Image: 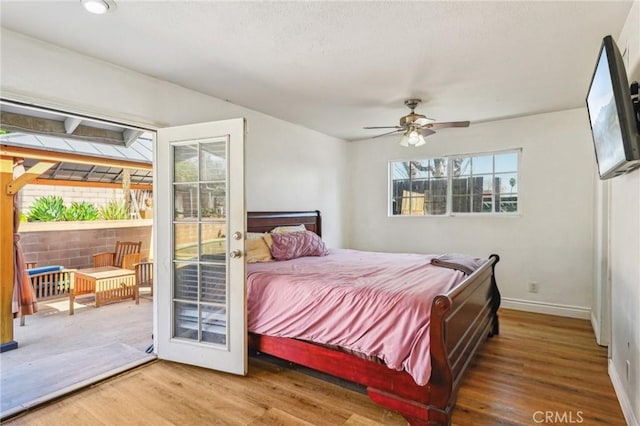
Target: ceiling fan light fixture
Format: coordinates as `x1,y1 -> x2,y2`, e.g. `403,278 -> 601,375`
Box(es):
399,129 -> 426,147
407,130 -> 420,145
81,0 -> 116,14
414,135 -> 426,147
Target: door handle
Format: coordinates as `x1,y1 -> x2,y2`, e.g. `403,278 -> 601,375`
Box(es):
229,249 -> 242,259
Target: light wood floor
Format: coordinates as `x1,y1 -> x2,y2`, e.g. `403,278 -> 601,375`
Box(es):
3,309 -> 626,426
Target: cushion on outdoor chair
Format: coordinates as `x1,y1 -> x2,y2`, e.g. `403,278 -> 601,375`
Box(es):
27,265 -> 64,276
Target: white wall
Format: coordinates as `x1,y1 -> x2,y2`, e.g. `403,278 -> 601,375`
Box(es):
0,29 -> 347,248
347,108 -> 596,318
609,2 -> 640,424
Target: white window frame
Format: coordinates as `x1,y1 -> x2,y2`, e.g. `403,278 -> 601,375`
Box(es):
388,148 -> 521,217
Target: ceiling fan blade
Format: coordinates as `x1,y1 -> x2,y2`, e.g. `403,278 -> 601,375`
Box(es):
418,128 -> 436,137
371,129 -> 403,139
427,121 -> 470,130
363,126 -> 403,130
414,117 -> 435,126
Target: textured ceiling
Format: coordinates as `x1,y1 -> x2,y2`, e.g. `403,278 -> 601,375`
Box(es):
0,1 -> 633,141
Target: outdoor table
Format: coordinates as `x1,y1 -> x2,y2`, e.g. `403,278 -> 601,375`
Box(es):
70,266 -> 136,315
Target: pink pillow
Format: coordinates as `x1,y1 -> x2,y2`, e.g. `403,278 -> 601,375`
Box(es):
269,231 -> 328,260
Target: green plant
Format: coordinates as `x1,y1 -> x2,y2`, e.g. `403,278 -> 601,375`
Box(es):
27,195 -> 66,222
100,200 -> 129,220
63,201 -> 99,221
201,207 -> 214,217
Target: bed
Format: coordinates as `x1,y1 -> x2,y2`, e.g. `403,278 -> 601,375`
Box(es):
246,210 -> 500,426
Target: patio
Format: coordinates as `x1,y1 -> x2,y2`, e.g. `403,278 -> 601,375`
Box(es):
0,293 -> 154,420
0,127 -> 154,352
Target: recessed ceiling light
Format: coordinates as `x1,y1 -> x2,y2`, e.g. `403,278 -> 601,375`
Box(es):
81,0 -> 117,15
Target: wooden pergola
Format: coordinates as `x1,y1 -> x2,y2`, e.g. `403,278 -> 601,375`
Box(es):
0,145 -> 152,352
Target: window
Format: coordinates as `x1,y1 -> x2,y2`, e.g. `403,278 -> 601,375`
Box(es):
389,150 -> 520,216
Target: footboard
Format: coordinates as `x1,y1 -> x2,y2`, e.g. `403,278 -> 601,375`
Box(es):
427,253 -> 501,423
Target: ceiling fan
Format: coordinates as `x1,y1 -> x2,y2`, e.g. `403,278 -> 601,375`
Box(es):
363,99 -> 470,147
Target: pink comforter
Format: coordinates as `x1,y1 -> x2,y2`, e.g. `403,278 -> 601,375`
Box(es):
247,248 -> 474,385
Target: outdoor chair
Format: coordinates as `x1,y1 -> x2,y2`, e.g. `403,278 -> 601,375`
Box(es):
134,261 -> 153,304
22,266 -> 75,326
93,241 -> 142,268
92,252 -> 115,267
121,253 -> 141,271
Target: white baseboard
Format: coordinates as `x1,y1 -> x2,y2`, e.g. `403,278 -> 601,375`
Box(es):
501,297 -> 590,319
609,359 -> 639,426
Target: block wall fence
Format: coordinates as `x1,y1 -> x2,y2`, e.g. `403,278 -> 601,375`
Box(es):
18,222 -> 152,270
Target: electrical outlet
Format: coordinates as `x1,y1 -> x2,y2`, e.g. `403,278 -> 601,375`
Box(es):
527,281 -> 539,293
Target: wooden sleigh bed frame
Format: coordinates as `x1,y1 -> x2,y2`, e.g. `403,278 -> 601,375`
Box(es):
246,210 -> 501,426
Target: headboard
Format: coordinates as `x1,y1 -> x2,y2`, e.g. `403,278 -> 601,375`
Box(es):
247,210 -> 322,237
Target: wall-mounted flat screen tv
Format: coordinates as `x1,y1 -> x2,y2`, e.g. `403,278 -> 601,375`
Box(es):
586,35 -> 640,180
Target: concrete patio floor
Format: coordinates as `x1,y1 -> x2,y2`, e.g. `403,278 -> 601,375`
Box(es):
1,293 -> 154,420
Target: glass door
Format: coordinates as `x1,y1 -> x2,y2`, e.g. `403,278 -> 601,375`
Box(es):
156,119 -> 246,375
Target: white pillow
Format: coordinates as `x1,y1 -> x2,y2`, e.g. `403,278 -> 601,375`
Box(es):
270,224 -> 307,234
